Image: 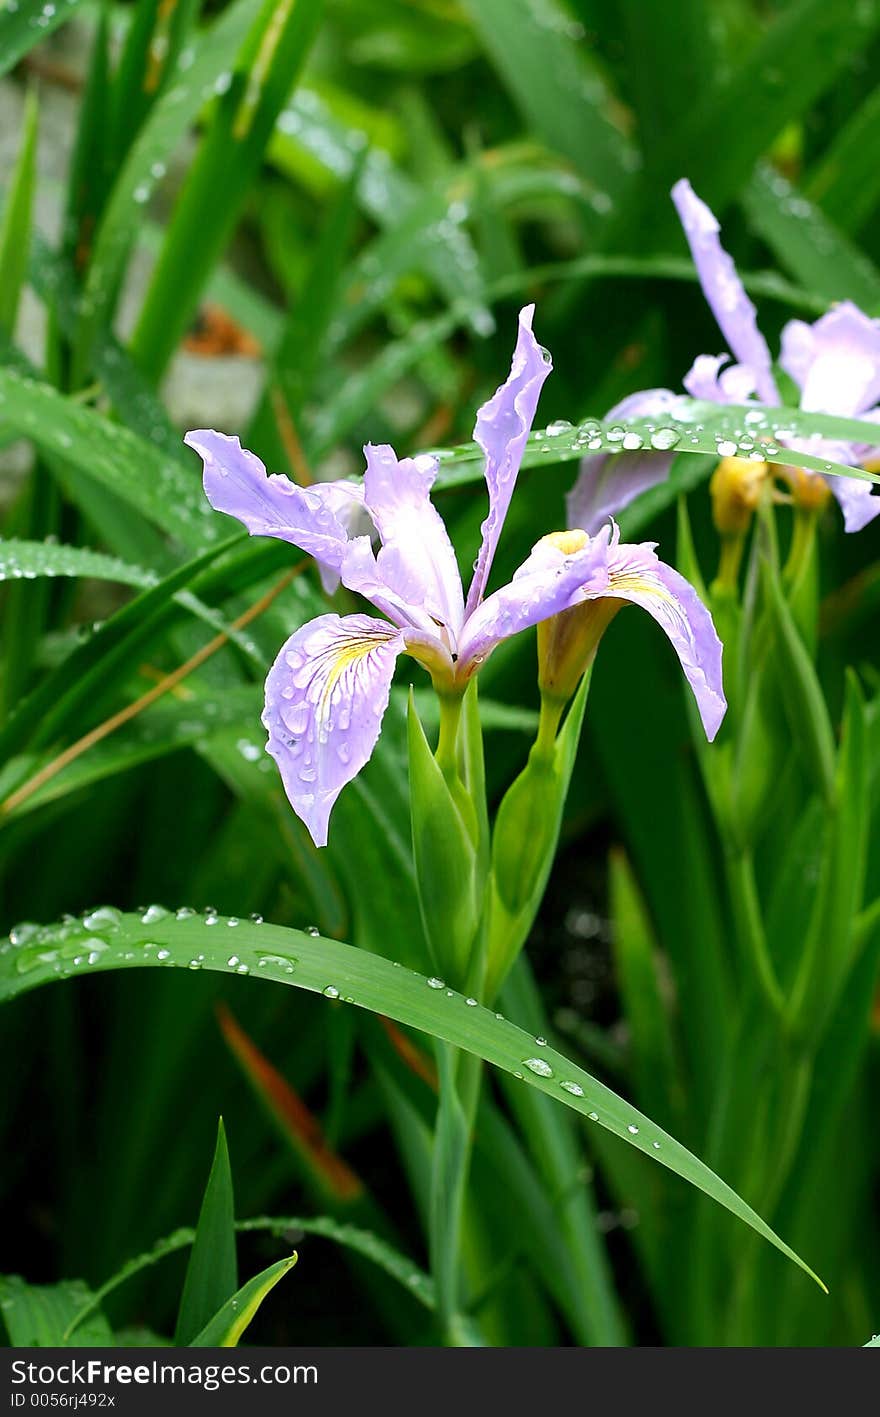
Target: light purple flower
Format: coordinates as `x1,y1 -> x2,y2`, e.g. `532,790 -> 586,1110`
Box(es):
186,307 -> 725,846
567,179 -> 880,534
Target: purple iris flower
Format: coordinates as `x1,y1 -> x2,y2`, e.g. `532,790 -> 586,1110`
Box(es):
568,179 -> 880,534
185,307 -> 725,847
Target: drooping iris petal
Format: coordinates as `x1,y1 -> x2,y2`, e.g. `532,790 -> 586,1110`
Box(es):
586,535 -> 726,741
682,354 -> 757,404
566,389 -> 685,535
671,179 -> 779,407
824,463 -> 880,532
263,612 -> 406,847
184,429 -> 361,577
464,304 -> 552,617
363,444 -> 465,636
456,530 -> 612,671
780,303 -> 880,417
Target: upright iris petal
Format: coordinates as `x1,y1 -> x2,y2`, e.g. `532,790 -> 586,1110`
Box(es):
464,304 -> 553,616
671,179 -> 779,407
362,445 -> 464,637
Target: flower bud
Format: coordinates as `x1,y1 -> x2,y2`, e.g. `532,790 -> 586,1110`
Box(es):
407,694 -> 482,987
777,464 -> 832,512
710,457 -> 767,535
537,599 -> 621,706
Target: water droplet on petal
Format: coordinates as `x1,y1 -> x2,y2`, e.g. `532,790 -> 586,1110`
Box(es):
523,1057 -> 554,1078
323,985 -> 340,999
560,1080 -> 584,1096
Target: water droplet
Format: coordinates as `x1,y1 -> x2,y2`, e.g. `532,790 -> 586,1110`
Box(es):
140,904 -> 169,925
650,427 -> 680,451
249,913 -> 264,924
427,977 -> 445,989
621,431 -> 642,451
652,1141 -> 661,1149
546,419 -> 574,437
535,1036 -> 547,1047
716,439 -> 737,458
227,955 -> 240,968
82,906 -> 122,932
256,953 -> 298,973
560,1080 -> 584,1096
9,922 -> 40,947
227,917 -> 239,928
307,926 -> 320,937
588,1111 -> 599,1121
156,948 -> 171,961
522,1057 -> 554,1078
627,1124 -> 639,1135
465,996 -> 478,1007
176,906 -> 196,920
323,985 -> 340,999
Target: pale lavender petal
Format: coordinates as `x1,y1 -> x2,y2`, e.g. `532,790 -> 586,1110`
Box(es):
464,305 -> 553,617
263,612 -> 406,847
457,530 -> 612,671
827,473 -> 880,532
587,537 -> 726,740
185,429 -> 359,575
780,302 -> 880,417
337,535 -> 442,636
363,444 -> 464,635
672,179 -> 778,406
566,389 -> 684,534
313,481 -> 371,595
682,354 -> 759,404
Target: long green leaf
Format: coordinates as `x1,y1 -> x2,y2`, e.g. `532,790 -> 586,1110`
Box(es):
744,164 -> 880,311
0,86 -> 38,336
131,0 -> 324,381
0,909 -> 825,1291
430,401 -> 880,491
190,1255 -> 297,1346
0,0 -> 83,77
0,538 -> 154,588
174,1118 -> 238,1345
0,369 -> 215,548
0,1276 -> 114,1348
73,0 -> 257,374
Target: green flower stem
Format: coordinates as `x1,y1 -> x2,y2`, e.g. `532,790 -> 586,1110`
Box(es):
783,505 -> 818,586
430,1044 -> 485,1344
715,532 -> 746,593
435,690 -> 465,781
533,693 -> 566,764
726,849 -> 787,1023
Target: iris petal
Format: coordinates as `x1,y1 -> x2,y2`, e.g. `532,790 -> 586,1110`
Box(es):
465,305 -> 552,617
671,179 -> 778,407
263,612 -> 407,847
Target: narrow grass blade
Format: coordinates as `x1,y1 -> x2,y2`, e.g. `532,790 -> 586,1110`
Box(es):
0,87 -> 38,337
174,1118 -> 238,1345
0,0 -> 83,77
189,1255 -> 297,1346
0,539 -> 154,588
